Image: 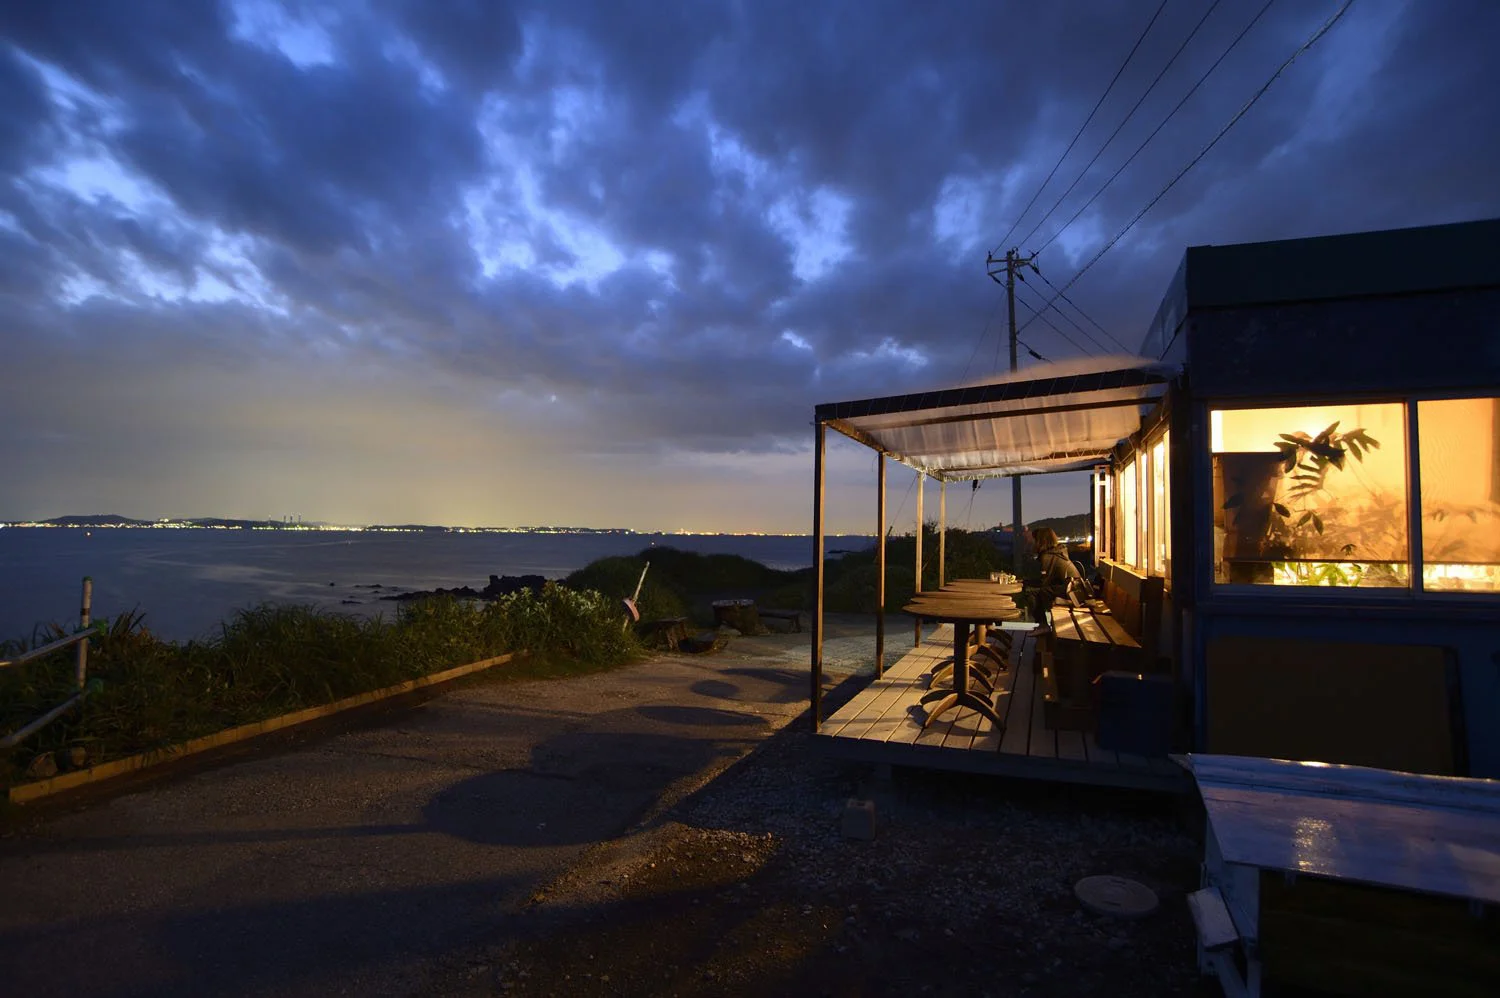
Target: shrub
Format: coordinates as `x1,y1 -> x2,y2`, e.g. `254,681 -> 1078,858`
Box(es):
0,584 -> 640,787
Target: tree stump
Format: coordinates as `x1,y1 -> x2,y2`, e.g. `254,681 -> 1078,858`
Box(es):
711,599 -> 763,635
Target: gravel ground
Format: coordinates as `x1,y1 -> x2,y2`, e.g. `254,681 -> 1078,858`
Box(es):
428,710 -> 1215,998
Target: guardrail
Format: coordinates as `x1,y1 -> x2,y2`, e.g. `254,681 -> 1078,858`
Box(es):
1,578 -> 101,749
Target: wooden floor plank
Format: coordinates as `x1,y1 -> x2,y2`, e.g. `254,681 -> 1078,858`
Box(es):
999,648 -> 1035,758
971,636 -> 1026,753
1027,661 -> 1058,759
1112,749 -> 1156,773
1057,729 -> 1088,762
833,671 -> 929,741
1083,729 -> 1119,768
821,635 -> 947,739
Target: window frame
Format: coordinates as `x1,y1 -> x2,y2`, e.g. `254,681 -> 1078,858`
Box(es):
1200,390 -> 1500,602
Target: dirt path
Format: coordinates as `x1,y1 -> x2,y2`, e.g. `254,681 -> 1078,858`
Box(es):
0,642 -> 823,998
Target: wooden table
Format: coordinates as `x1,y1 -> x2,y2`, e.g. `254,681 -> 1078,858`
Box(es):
909,587 -> 1021,676
902,595 -> 1021,729
1182,754 -> 1500,997
940,578 -> 1025,595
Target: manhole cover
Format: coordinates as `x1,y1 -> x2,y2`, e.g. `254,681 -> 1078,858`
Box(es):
1073,875 -> 1159,918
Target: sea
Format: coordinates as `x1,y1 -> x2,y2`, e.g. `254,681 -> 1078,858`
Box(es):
0,528 -> 875,645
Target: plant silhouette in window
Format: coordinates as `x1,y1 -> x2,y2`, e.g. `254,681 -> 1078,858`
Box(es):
1221,421 -> 1381,562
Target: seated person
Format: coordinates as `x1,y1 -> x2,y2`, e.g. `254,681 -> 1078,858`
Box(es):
1031,526 -> 1086,620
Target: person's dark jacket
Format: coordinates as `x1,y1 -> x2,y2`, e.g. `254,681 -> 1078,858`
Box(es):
1035,542 -> 1084,620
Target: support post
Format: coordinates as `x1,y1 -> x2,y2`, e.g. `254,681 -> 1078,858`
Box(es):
876,454 -> 886,678
812,421 -> 826,730
76,576 -> 92,690
1002,247 -> 1037,575
938,479 -> 947,588
914,471 -> 924,645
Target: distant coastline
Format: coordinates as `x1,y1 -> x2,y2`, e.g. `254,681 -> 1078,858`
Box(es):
1,512 -> 1091,538
0,515 -> 843,538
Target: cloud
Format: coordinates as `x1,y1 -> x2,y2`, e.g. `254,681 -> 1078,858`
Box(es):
0,0 -> 1497,530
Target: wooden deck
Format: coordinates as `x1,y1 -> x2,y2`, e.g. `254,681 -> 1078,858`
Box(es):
815,625 -> 1189,792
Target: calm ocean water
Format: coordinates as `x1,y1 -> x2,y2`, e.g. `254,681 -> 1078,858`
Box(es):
0,528 -> 874,644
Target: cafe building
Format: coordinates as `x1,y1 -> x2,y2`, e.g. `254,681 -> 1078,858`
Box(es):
810,216 -> 1500,787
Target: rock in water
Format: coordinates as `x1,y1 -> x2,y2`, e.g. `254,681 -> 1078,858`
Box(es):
482,575 -> 547,598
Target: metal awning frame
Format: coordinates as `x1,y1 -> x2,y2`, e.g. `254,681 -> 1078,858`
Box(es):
815,365 -> 1174,481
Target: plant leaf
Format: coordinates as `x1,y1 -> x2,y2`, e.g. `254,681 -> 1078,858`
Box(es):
1312,513 -> 1324,534
1296,512 -> 1314,527
1272,502 -> 1290,517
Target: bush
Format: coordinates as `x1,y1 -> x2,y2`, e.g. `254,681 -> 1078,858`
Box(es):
563,555 -> 689,622
0,584 -> 639,787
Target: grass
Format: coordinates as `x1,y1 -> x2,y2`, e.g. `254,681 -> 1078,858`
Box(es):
0,583 -> 639,788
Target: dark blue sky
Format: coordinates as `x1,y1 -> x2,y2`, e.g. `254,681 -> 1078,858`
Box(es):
1,1 -> 1496,531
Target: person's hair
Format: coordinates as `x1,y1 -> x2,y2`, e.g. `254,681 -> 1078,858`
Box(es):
1032,526 -> 1060,551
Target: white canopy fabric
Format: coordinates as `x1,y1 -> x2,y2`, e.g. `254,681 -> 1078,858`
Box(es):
815,355 -> 1176,479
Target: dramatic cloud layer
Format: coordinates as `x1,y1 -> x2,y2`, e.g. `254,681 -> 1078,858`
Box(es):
1,0 -> 1496,531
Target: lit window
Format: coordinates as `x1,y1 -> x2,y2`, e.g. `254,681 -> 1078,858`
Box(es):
1210,403 -> 1408,587
1419,397 -> 1500,592
1151,432 -> 1170,578
1120,459 -> 1138,569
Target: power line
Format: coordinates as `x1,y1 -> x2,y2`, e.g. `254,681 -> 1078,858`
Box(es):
1020,0 -> 1358,336
988,0 -> 1171,257
1033,0 -> 1278,256
1013,286 -> 1095,358
960,291 -> 1008,382
1015,280 -> 1110,354
1035,268 -> 1131,353
1017,0 -> 1226,252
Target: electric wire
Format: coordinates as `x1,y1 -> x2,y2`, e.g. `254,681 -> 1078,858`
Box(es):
1015,279 -> 1112,354
960,292 -> 1008,382
988,0 -> 1172,257
1017,0 -> 1227,253
1035,268 -> 1130,353
1013,286 -> 1095,357
1020,0 -> 1357,336
1032,0 -> 1278,257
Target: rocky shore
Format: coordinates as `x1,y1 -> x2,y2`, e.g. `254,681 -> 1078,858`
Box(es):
378,574 -> 550,602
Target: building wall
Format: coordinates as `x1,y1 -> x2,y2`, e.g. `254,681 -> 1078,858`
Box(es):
1193,606 -> 1499,778
1184,287 -> 1500,398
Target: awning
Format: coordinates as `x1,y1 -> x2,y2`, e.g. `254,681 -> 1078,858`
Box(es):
814,355 -> 1177,479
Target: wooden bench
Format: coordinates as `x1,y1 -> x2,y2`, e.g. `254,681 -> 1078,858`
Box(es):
1096,559 -> 1165,669
758,608 -> 803,632
1040,604 -> 1142,731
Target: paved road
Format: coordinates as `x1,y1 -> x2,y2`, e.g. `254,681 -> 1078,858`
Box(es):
0,641 -> 842,998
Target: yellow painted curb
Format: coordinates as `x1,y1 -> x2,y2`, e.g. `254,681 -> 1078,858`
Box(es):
7,650 -> 523,805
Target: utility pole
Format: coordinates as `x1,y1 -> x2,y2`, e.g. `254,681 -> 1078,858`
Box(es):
988,247 -> 1039,574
